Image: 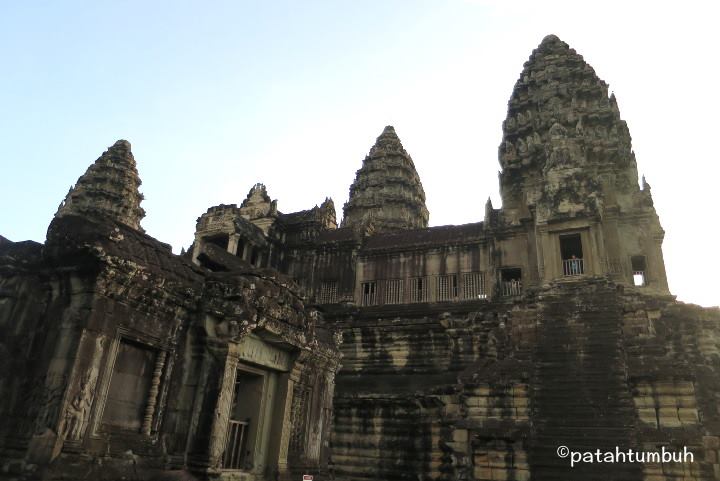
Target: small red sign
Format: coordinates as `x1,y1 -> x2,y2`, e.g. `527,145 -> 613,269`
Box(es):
302,476 -> 313,481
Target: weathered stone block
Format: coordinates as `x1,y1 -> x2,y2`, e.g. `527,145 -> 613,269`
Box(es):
637,408 -> 658,426
474,452 -> 489,466
452,429 -> 468,443
490,467 -> 509,480
474,466 -> 492,480
677,407 -> 699,424
514,468 -> 531,481
465,396 -> 489,408
471,385 -> 491,396
703,435 -> 720,449
705,448 -> 717,463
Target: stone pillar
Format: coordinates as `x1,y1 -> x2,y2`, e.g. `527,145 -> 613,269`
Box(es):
266,245 -> 274,268
227,234 -> 241,256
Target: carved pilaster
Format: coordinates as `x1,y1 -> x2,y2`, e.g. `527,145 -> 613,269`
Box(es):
276,352 -> 309,480
206,353 -> 239,470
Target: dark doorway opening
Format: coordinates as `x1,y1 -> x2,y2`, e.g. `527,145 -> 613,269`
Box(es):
223,368 -> 265,470
205,234 -> 229,251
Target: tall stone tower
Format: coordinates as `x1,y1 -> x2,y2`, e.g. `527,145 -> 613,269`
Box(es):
499,35 -> 668,291
342,126 -> 429,232
54,139 -> 145,231
499,34 -> 641,220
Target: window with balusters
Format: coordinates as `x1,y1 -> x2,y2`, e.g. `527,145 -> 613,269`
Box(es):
384,279 -> 404,304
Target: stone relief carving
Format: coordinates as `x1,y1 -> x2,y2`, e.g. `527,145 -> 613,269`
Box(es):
62,373 -> 96,441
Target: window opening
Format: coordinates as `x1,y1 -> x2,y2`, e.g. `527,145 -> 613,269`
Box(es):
631,255 -> 647,286
361,281 -> 377,306
205,234 -> 229,251
560,233 -> 584,276
437,275 -> 458,301
500,268 -> 522,297
463,272 -> 487,299
385,279 -> 404,305
410,277 -> 429,303
318,281 -> 338,304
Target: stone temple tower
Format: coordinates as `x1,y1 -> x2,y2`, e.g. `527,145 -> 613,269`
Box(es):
55,139 -> 145,231
342,126 -> 429,232
499,35 -> 668,292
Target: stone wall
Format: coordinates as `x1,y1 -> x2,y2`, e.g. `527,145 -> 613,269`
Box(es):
328,279 -> 720,480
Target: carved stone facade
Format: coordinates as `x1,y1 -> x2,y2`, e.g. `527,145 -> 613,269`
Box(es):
0,142 -> 340,481
1,34 -> 719,481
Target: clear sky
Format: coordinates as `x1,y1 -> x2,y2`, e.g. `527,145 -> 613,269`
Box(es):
1,1 -> 718,307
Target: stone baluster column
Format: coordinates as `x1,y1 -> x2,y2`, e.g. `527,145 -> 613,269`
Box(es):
142,350 -> 167,435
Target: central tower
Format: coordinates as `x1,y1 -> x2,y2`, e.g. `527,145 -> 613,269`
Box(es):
498,34 -> 668,292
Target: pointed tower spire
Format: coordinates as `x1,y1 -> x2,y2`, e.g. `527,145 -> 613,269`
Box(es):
342,126 -> 429,232
498,34 -> 640,222
318,197 -> 337,229
55,140 -> 145,231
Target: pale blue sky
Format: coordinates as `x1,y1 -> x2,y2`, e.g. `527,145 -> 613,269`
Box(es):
2,1 -> 718,307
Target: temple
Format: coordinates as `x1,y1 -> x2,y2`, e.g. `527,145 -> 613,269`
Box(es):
1,35 -> 720,481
